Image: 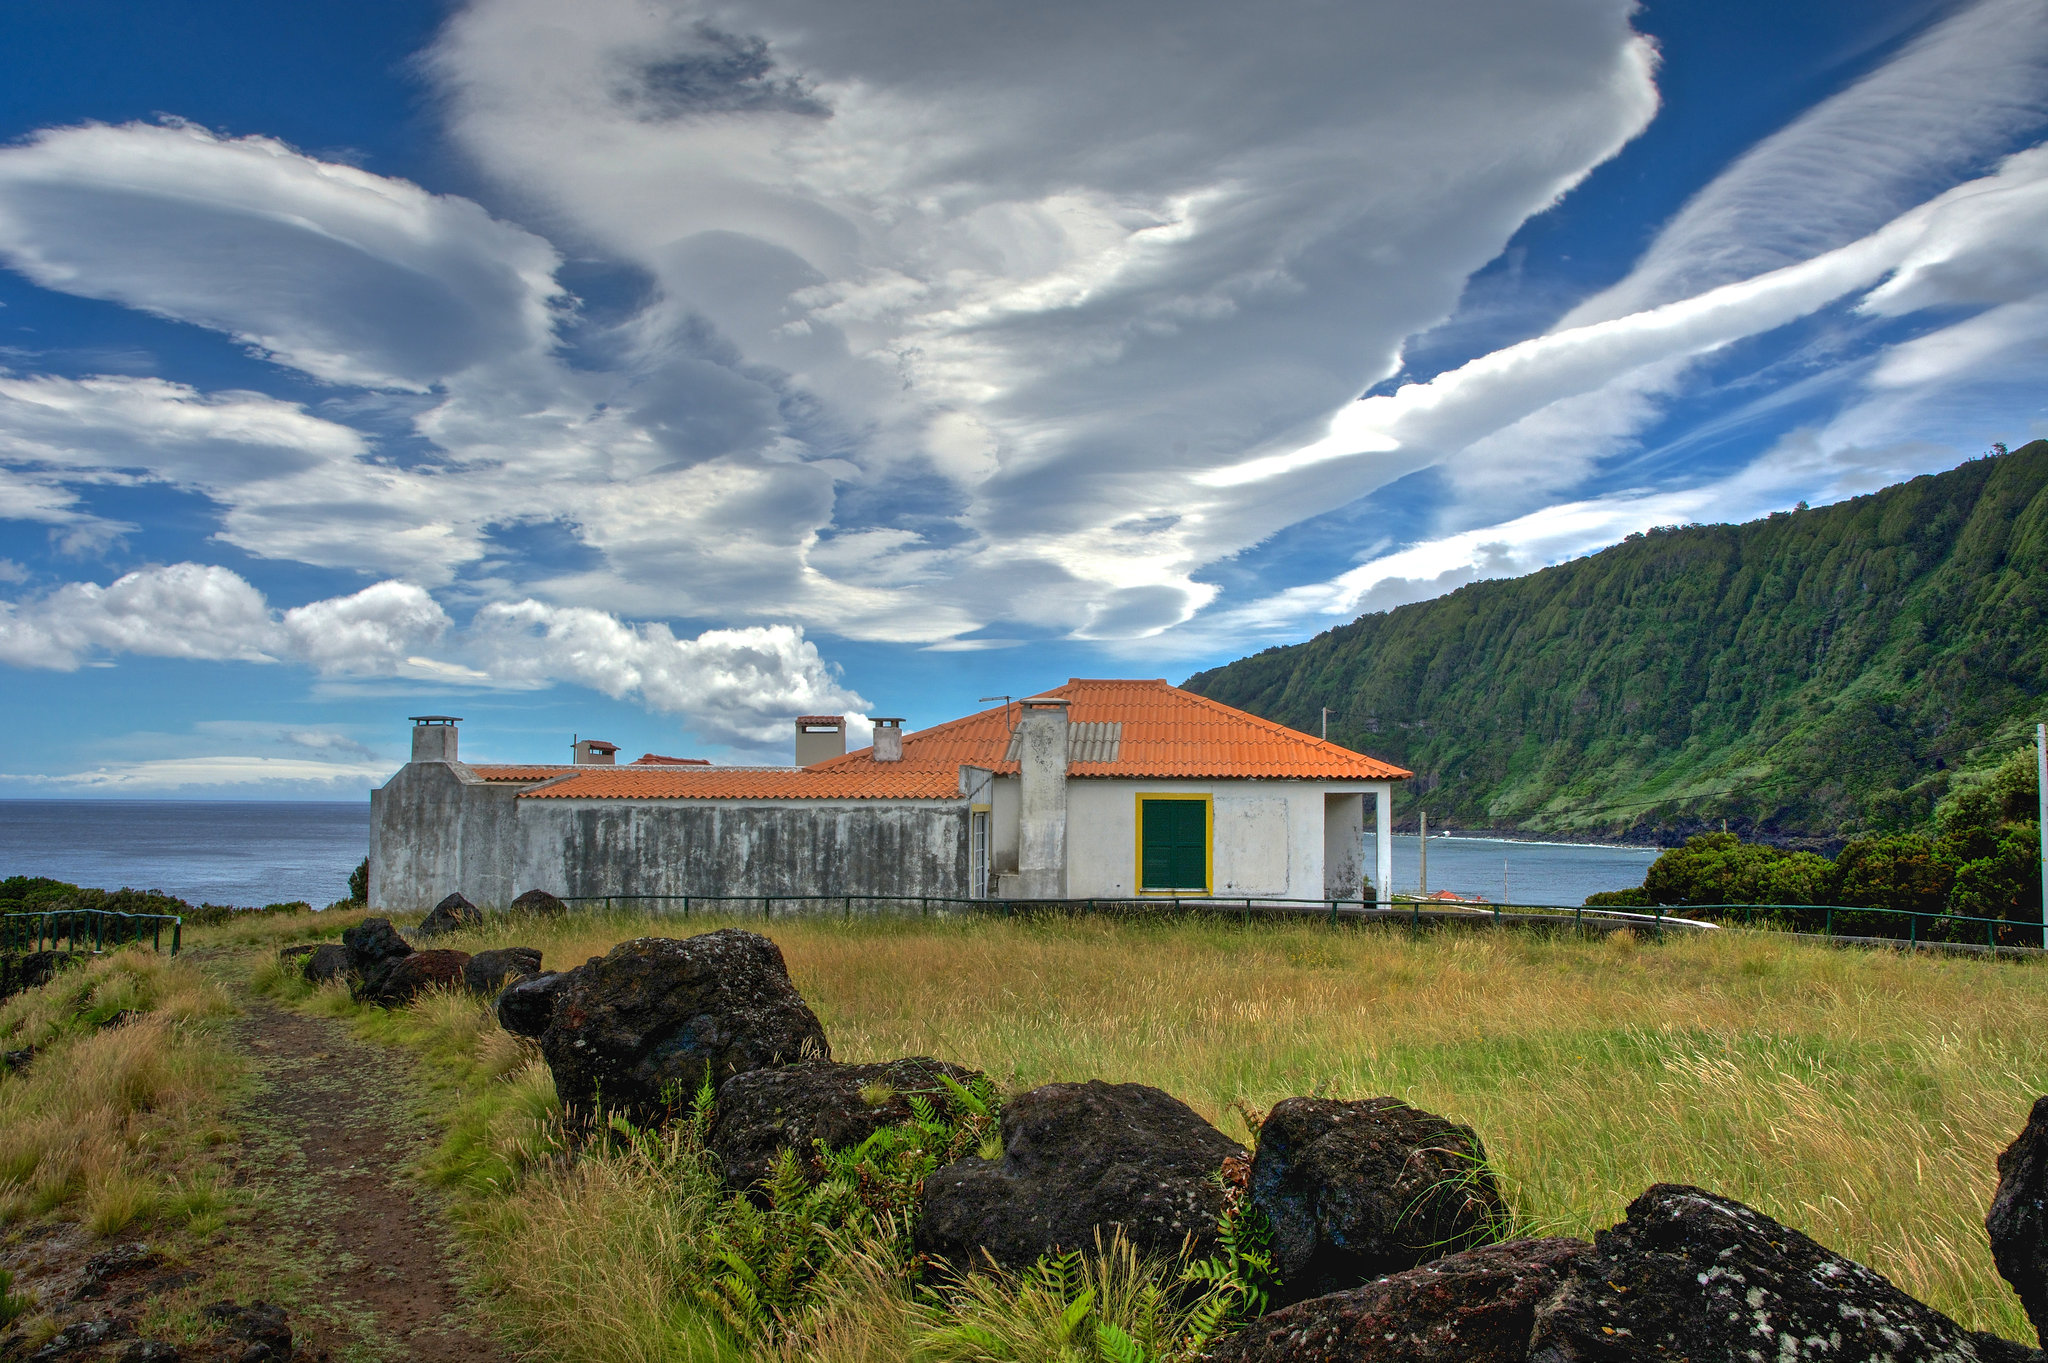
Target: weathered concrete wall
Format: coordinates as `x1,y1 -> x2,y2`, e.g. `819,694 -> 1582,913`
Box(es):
369,762 -> 523,911
1015,704 -> 1069,897
514,799 -> 971,901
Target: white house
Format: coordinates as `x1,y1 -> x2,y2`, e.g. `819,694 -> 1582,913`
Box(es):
368,679 -> 1410,911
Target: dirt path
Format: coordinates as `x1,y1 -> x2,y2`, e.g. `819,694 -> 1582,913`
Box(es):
222,1000 -> 507,1362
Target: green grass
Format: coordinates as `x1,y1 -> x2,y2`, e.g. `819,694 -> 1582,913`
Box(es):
249,908 -> 2048,1358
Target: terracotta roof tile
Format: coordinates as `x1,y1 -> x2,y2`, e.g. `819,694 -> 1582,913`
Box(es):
518,766 -> 963,801
809,679 -> 1411,782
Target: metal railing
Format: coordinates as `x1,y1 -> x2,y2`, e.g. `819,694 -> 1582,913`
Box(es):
1,908 -> 183,957
551,890 -> 2042,953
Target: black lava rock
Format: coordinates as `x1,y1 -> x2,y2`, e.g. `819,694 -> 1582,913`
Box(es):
465,946 -> 543,995
1991,1096 -> 2048,1349
302,943 -> 354,984
509,888 -> 567,916
496,971 -> 565,1038
275,944 -> 316,968
355,948 -> 469,1007
415,892 -> 483,938
1205,1236 -> 1592,1363
1527,1183 -> 2026,1362
539,930 -> 829,1121
916,1079 -> 1244,1270
710,1056 -> 985,1191
201,1301 -> 291,1362
1254,1096 -> 1506,1301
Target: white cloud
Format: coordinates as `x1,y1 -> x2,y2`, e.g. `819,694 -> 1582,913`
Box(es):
1560,0 -> 2048,327
467,600 -> 865,746
3,755 -> 393,792
281,581 -> 452,675
0,121 -> 565,390
0,563 -> 280,670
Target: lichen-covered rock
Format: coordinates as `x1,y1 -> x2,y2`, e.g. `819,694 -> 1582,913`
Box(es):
1254,1096 -> 1505,1301
303,943 -> 354,984
356,948 -> 469,1007
416,892 -> 484,938
496,970 -> 565,1038
1527,1183 -> 2026,1362
916,1080 -> 1243,1269
1204,1237 -> 1591,1363
1991,1096 -> 2048,1349
711,1056 -> 985,1191
540,930 -> 829,1120
465,946 -> 543,995
510,888 -> 567,917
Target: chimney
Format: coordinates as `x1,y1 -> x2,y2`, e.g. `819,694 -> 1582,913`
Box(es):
409,715 -> 460,763
572,738 -> 618,766
871,717 -> 904,762
795,715 -> 848,766
1015,697 -> 1070,898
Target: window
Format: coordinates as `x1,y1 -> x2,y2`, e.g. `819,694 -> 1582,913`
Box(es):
1138,795 -> 1210,892
970,809 -> 991,898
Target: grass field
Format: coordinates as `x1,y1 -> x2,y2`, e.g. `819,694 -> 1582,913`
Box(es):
233,906 -> 2048,1358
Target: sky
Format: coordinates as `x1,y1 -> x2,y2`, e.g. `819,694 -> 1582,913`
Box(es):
0,0 -> 2044,795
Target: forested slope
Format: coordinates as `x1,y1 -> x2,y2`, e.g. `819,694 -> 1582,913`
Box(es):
1183,441 -> 2048,843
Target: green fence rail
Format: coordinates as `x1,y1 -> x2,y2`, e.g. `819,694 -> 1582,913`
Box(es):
1,908 -> 183,957
553,890 -> 2041,952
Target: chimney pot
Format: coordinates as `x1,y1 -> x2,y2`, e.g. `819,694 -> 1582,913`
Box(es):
409,715 -> 460,763
573,739 -> 618,766
871,717 -> 904,763
795,714 -> 848,766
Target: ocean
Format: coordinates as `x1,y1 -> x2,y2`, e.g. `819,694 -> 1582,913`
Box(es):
0,800 -> 371,908
0,800 -> 1664,910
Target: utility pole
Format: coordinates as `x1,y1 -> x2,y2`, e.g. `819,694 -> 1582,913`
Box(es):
2037,722 -> 2046,948
1420,809 -> 1429,897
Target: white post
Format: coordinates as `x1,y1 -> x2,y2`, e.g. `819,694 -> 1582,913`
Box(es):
1419,808 -> 1428,897
2037,722 -> 2046,947
1375,782 -> 1393,910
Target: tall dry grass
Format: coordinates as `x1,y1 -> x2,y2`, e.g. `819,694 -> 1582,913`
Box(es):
0,950 -> 236,1232
392,909 -> 2048,1344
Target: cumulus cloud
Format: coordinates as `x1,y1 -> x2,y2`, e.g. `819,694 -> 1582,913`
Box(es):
0,563 -> 861,750
468,600 -> 865,746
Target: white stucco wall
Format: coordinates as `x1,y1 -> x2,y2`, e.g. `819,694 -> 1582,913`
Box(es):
1059,778 -> 1364,899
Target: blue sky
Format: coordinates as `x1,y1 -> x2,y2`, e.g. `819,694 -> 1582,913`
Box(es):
0,0 -> 2044,795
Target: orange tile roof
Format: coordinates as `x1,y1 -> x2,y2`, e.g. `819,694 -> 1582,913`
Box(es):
517,766 -> 964,801
808,679 -> 1411,782
467,764 -> 578,783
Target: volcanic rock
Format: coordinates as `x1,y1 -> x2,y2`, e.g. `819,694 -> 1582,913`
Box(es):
1205,1236 -> 1591,1362
201,1301 -> 291,1362
1526,1183 -> 2028,1362
465,946 -> 543,994
415,892 -> 483,938
1991,1096 -> 2048,1349
302,943 -> 354,984
356,948 -> 469,1007
539,929 -> 829,1120
510,888 -> 567,917
916,1079 -> 1243,1269
1254,1096 -> 1506,1301
496,970 -> 565,1038
710,1056 -> 985,1190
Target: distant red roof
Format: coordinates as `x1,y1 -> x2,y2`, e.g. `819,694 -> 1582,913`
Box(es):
519,766 -> 961,801
632,754 -> 712,766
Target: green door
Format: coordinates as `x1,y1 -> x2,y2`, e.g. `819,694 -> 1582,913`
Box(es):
1141,799 -> 1208,890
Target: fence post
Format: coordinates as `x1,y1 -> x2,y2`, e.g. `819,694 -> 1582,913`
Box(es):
1910,912 -> 1918,947
1575,903 -> 1584,938
171,919 -> 181,956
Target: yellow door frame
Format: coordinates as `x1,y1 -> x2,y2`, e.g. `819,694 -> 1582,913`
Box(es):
1133,791 -> 1213,894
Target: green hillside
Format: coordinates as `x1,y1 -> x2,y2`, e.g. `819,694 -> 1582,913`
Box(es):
1183,441 -> 2048,843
